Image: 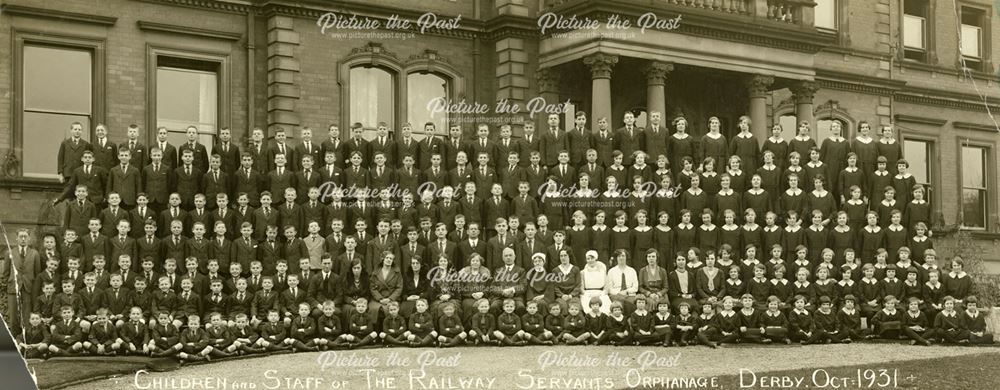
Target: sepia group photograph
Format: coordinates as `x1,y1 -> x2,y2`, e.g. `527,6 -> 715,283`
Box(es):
1,0 -> 1000,389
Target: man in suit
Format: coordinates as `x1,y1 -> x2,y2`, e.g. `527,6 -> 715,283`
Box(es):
152,127 -> 179,170
108,149 -> 142,209
398,227 -> 425,268
120,124 -> 147,169
267,154 -> 296,207
307,256 -> 340,316
91,124 -> 118,171
395,123 -> 420,169
248,128 -> 269,175
143,148 -> 171,213
418,123 -> 445,170
549,151 -> 577,190
295,127 -> 323,171
321,124 -> 346,169
4,229 -> 40,334
456,223 -> 487,266
201,155 -> 231,210
644,111 -> 669,161
178,125 -> 210,174
60,150 -> 107,206
489,247 -> 526,314
214,127 -> 241,175
518,123 -> 541,168
295,156 -> 322,204
568,112 -> 592,166
593,117 -> 617,168
516,223 -> 545,269
57,121 -> 92,183
443,124 -> 469,171
615,111 -> 644,166
486,219 -> 518,270
540,114 -> 568,167
495,125 -> 520,172
175,150 -> 204,210
579,150 -> 606,192
368,123 -> 396,168
426,223 -> 458,268
344,123 -> 370,169
63,185 -> 98,236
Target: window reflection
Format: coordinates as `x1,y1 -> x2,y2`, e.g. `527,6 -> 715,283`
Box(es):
407,72 -> 448,138
351,66 -> 395,136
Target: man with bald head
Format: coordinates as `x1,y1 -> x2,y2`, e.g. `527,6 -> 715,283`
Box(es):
489,247 -> 526,315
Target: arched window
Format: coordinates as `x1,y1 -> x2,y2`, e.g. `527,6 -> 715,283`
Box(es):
349,66 -> 395,133
407,72 -> 449,136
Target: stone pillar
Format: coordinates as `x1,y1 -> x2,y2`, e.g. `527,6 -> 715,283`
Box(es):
496,37 -> 528,135
266,15 -> 301,133
644,62 -> 673,124
535,68 -> 560,130
791,81 -> 819,136
747,75 -> 774,145
583,53 -> 618,128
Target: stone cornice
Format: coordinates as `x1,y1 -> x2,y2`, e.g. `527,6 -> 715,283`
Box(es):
1,3 -> 118,26
893,114 -> 947,126
137,20 -> 243,41
136,0 -> 251,14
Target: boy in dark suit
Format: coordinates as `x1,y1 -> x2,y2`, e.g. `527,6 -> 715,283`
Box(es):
202,155 -> 230,210
18,312 -> 51,359
178,125 -> 210,173
120,306 -> 150,355
63,186 -> 97,235
108,149 -> 142,209
295,156 -> 323,204
85,308 -> 121,355
49,306 -> 84,356
568,112 -> 592,166
149,311 -> 182,358
175,149 -> 204,210
130,195 -> 158,238
235,154 -> 263,207
396,124 -> 420,169
268,155 -> 296,207
152,127 -> 178,170
215,127 -> 241,175
104,274 -> 133,326
57,122 -> 91,182
268,127 -> 298,172
160,194 -> 188,238
368,123 -> 396,167
540,114 -> 569,167
144,148 -> 172,213
321,124 -> 346,169
91,124 -> 118,171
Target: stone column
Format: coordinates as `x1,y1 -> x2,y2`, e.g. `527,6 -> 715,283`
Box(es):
266,15 -> 301,132
583,53 -> 618,128
791,81 -> 819,136
644,62 -> 674,124
535,68 -> 560,130
747,75 -> 774,145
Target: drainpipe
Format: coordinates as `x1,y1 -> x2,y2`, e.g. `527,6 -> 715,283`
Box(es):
246,6 -> 256,145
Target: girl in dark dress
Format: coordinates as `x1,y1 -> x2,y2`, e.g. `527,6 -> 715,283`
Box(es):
606,151 -> 628,193
677,157 -> 696,192
860,211 -> 885,264
908,222 -> 933,265
633,210 -> 655,265
852,121 -> 878,180
567,210 -> 591,268
730,116 -> 760,173
668,117 -> 696,177
761,211 -> 784,254
740,209 -> 763,255
743,174 -> 770,220
573,173 -> 598,222
807,176 -> 836,224
627,151 -> 654,189
610,210 -> 633,259
781,173 -> 806,220
943,258 -> 974,304
789,121 -> 817,166
542,177 -> 567,229
715,174 -> 742,225
653,154 -> 672,186
820,119 -> 850,201
700,157 -> 721,197
757,151 -> 782,211
653,175 -> 679,221
877,125 -> 902,176
884,210 -> 908,264
600,176 -> 626,222
763,124 -> 790,172
782,151 -> 805,193
342,260 -> 372,316
783,212 -> 805,262
805,210 -> 828,263
697,209 -> 719,253
628,176 -> 653,226
591,210 -> 612,264
868,157 -> 893,205
719,209 -> 742,255
726,156 -> 748,194
653,211 -> 675,270
674,209 -> 697,254
838,153 -> 865,204
875,187 -> 899,229
904,185 -> 931,233
891,160 -> 917,207
842,185 -> 868,233
700,117 -> 728,172
680,175 -> 709,226
803,148 -> 828,193
829,211 -> 856,267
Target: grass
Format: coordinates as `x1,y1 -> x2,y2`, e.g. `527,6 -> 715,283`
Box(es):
47,342 -> 1000,390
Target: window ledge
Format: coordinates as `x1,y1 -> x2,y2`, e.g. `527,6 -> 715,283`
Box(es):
0,177 -> 64,191
899,60 -> 994,81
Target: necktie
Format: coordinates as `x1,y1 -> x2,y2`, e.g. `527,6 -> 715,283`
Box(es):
620,271 -> 627,290
214,171 -> 219,181
186,166 -> 191,176
85,166 -> 90,175
19,247 -> 25,258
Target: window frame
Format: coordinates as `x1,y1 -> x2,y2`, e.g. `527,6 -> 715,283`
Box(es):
405,70 -> 451,139
957,138 -> 996,231
145,46 -> 231,148
958,2 -> 994,73
899,134 -> 938,215
12,30 -> 106,180
899,0 -> 936,64
813,0 -> 839,32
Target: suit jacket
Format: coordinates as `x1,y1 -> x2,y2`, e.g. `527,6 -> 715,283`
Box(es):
120,141 -> 147,168
395,138 -> 420,168
399,242 -> 426,269
102,287 -> 133,317
540,129 -> 569,167
251,207 -> 279,241
233,168 -> 263,206
549,164 -> 577,190
592,129 -> 617,167
64,199 -> 98,235
201,170 -> 232,207
173,166 -> 204,208
498,166 -> 526,198
266,168 -> 296,205
344,138 -> 370,168
213,141 -> 241,174
162,236 -> 188,265
159,207 -> 188,238
3,246 -> 39,295
91,138 -> 119,170
494,138 -> 520,171
294,170 -> 323,203
318,164 -> 344,192
178,141 -> 210,173
81,233 -> 109,271
418,136 -> 445,170
141,163 -> 171,206
443,137 -> 470,170
247,142 -> 269,175
448,166 -> 474,191
396,167 -> 422,197
517,134 -> 541,167
667,270 -> 698,300
368,165 -> 395,191
422,166 -> 448,194
483,196 -> 511,229
213,207 -> 237,239
130,207 -> 157,238
457,238 -> 487,267
348,202 -> 375,234
57,138 -> 92,178
100,207 -> 130,236
523,165 -> 548,196
233,236 -> 259,273
107,235 -> 137,272
644,125 -> 669,159
136,236 -> 163,270
321,138 -> 346,169
149,141 -> 178,169
279,203 -> 304,234
458,196 -> 484,226
516,238 -> 545,270
472,166 -> 497,197
615,126 -> 645,165
209,237 -> 233,273
469,138 -> 498,169
427,239 -> 458,268
567,127 -> 593,166
486,235 -> 518,270
368,136 -> 396,167
63,165 -> 107,205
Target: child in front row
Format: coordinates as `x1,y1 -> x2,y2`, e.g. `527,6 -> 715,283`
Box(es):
629,296 -> 657,345
962,296 -> 994,345
760,296 -> 791,344
469,299 -> 498,346
406,299 -> 436,347
381,301 -> 409,346
150,312 -> 181,357
838,294 -> 866,342
49,306 -> 84,356
317,301 -> 346,350
902,297 -> 933,346
562,303 -> 590,345
496,298 -> 526,346
178,314 -> 212,361
695,302 -> 720,348
674,302 -> 697,346
18,313 -> 50,359
85,308 -> 121,355
871,295 -> 904,340
788,295 -> 815,344
737,294 -> 765,343
205,312 -> 236,357
342,298 -> 377,348
257,309 -> 293,351
605,302 -> 630,346
812,296 -> 844,343
544,305 -> 565,343
438,302 -> 468,347
230,313 -> 264,354
287,302 -> 320,352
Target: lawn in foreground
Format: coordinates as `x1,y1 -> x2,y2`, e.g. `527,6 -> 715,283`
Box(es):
53,343 -> 1000,390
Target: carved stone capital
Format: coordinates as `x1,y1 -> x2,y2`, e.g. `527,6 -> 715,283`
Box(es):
643,62 -> 674,85
746,75 -> 775,97
583,53 -> 619,80
535,68 -> 560,93
791,81 -> 819,104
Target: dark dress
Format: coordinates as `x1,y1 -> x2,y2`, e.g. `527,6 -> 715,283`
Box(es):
762,138 -> 790,171
590,226 -> 611,263
859,226 -> 885,262
653,226 -> 675,269
803,161 -> 828,192
566,226 -> 591,267
789,137 -> 817,163
668,134 -> 696,177
632,227 -> 655,264
727,170 -> 748,193
851,137 -> 878,176
820,138 -> 850,198
718,226 -> 742,255
697,225 -> 719,253
756,165 -> 782,210
877,140 -> 902,175
673,224 -> 697,254
838,167 -> 866,201
680,189 -> 709,222
700,172 -> 721,197
610,227 -> 634,257
807,190 -> 836,220
743,189 -> 770,220
700,133 -> 728,168
891,174 -> 917,206
780,188 -> 806,219
828,226 -> 856,267
729,134 -> 760,172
